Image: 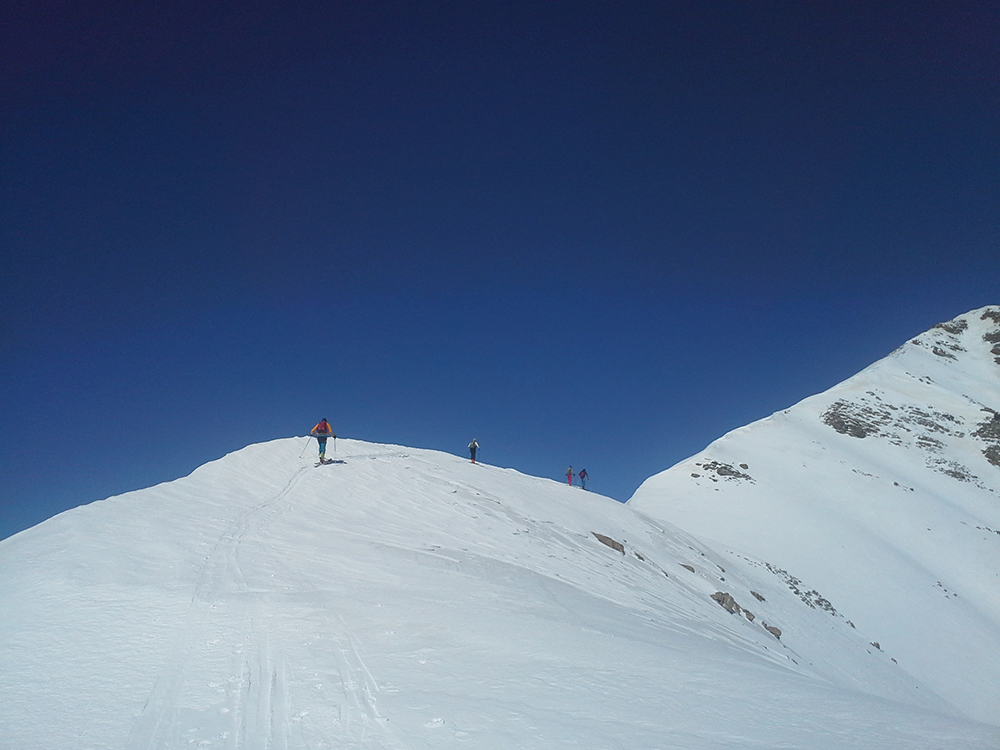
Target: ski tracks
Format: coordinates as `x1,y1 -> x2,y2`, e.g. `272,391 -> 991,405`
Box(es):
285,612 -> 406,750
323,618 -> 404,750
230,619 -> 291,750
125,466 -> 308,750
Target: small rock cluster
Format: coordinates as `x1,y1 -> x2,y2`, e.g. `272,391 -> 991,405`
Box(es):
710,591 -> 783,640
690,460 -> 754,483
764,563 -> 839,615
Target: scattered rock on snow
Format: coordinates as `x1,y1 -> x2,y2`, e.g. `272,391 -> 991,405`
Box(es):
692,460 -> 754,483
934,319 -> 969,336
821,400 -> 884,438
972,409 -> 1000,468
711,591 -> 742,614
592,533 -> 624,554
764,563 -> 839,615
711,592 -> 757,624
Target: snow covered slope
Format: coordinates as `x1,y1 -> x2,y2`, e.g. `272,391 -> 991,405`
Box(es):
3,438 -> 998,748
630,305 -> 1000,726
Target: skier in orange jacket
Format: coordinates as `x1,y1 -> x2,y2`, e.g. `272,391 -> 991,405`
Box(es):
311,418 -> 335,461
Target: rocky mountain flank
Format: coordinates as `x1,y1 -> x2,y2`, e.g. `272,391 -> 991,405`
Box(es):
628,306 -> 1000,725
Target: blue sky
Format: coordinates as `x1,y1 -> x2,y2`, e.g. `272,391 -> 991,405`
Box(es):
2,1 -> 998,539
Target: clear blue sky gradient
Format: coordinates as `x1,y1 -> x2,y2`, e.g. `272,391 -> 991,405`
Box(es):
2,2 -> 998,539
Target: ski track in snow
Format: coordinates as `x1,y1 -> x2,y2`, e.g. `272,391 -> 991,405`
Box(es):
328,616 -> 404,749
125,465 -> 308,750
123,454 -> 412,750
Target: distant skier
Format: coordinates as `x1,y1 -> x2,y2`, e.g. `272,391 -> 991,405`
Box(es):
311,418 -> 335,461
566,466 -> 573,486
578,468 -> 588,490
469,438 -> 479,464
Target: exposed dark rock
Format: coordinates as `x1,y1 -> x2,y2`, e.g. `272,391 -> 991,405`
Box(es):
973,411 -> 1000,443
680,564 -> 695,573
962,411 -> 1000,469
711,591 -> 741,614
934,319 -> 968,335
982,309 -> 1000,325
592,533 -> 624,554
823,398 -> 970,456
694,460 -> 754,482
927,458 -> 976,482
763,623 -> 782,639
821,401 -> 887,438
710,592 -> 758,623
984,327 -> 1000,364
916,436 -> 944,452
909,408 -> 959,432
751,591 -> 766,602
765,563 -> 840,615
932,346 -> 957,360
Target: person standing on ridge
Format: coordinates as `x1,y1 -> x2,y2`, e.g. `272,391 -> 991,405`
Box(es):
566,466 -> 574,486
469,439 -> 479,464
578,468 -> 588,490
311,418 -> 335,461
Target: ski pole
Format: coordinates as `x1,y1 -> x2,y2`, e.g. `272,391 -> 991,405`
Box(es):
299,436 -> 312,458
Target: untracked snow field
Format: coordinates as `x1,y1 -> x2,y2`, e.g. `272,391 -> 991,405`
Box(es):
2,436 -> 998,749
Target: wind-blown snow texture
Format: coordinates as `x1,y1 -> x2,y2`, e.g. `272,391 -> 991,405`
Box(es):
2,311 -> 999,749
631,305 -> 1000,727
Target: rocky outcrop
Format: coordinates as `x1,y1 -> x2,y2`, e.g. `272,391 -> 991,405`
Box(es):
691,460 -> 754,483
592,533 -> 624,554
972,410 -> 1000,468
710,591 -> 756,623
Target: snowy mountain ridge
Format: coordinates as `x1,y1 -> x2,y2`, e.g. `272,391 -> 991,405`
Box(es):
2,308 -> 999,748
629,304 -> 1000,726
